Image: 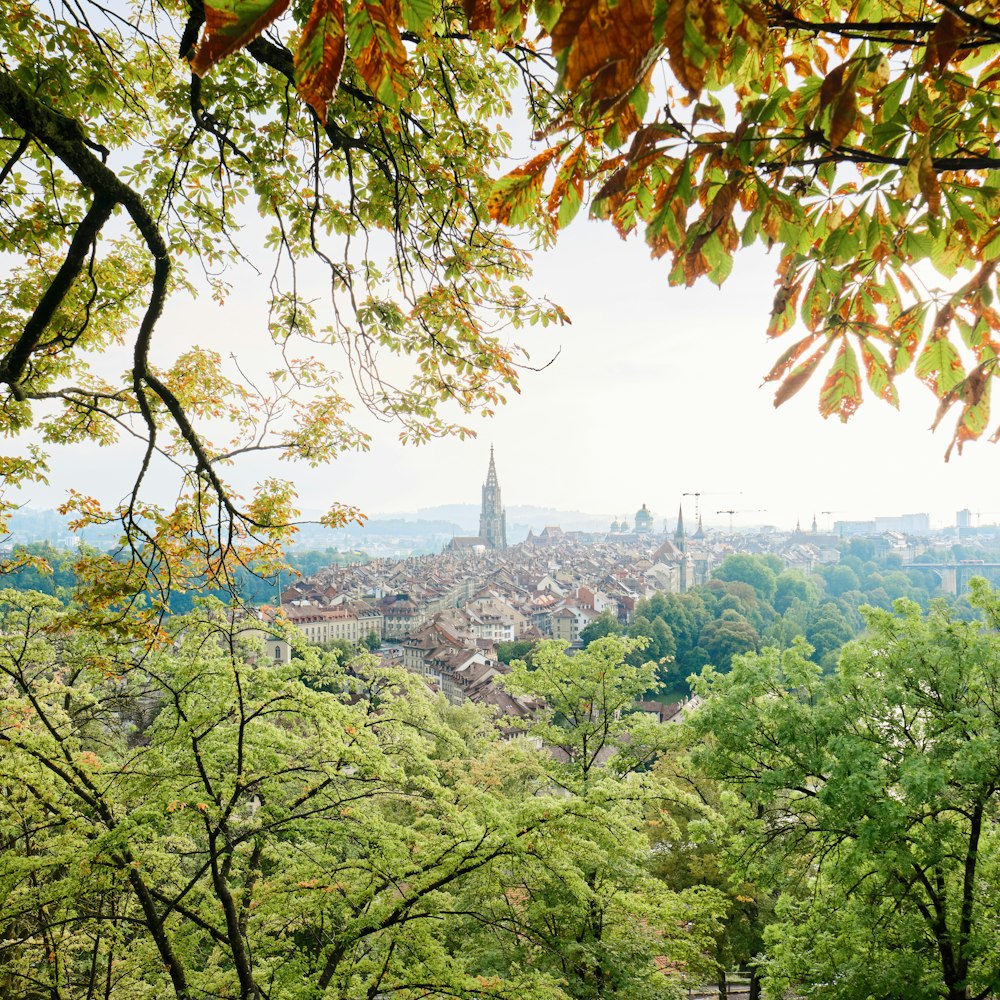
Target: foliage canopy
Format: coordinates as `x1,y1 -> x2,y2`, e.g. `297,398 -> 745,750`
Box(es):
5,0 -> 1000,598
687,583 -> 1000,1000
0,600 -> 721,999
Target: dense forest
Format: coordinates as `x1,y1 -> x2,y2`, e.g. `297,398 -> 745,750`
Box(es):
561,543 -> 975,698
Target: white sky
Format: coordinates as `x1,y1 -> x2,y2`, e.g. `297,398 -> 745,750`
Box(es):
22,205 -> 999,535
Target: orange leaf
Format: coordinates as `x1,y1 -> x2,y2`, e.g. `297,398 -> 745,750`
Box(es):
192,0 -> 291,76
463,0 -> 493,31
487,146 -> 563,226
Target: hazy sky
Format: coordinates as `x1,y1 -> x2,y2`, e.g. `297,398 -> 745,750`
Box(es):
18,192 -> 1000,534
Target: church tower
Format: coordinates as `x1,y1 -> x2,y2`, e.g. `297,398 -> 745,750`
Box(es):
479,446 -> 507,549
674,503 -> 686,553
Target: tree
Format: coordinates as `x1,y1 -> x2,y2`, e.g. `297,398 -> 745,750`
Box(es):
488,0 -> 1000,458
713,556 -> 778,605
496,638 -> 538,664
1,595 -> 726,1000
9,1 -> 1000,605
648,755 -> 774,1000
804,599 -> 857,667
773,569 -> 819,615
698,610 -> 759,672
0,0 -> 562,600
687,584 -> 1000,1000
498,636 -> 727,996
579,609 -> 623,646
821,563 -> 862,597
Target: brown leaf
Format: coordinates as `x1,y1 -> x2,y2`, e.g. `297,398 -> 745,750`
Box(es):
192,0 -> 292,76
664,0 -> 725,96
555,0 -> 655,103
772,346 -> 829,408
487,146 -> 562,225
925,11 -> 965,74
817,62 -> 848,116
551,0 -> 599,56
828,86 -> 857,149
463,0 -> 494,31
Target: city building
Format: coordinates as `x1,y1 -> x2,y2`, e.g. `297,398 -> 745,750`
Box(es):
479,446 -> 507,549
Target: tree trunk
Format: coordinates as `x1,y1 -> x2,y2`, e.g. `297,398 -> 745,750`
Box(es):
749,968 -> 761,1000
718,969 -> 727,1000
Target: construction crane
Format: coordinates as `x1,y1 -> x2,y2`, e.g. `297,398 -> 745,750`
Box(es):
683,490 -> 739,521
820,510 -> 842,533
717,508 -> 765,531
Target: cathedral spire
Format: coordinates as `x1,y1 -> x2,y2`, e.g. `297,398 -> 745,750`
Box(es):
486,444 -> 499,488
479,446 -> 507,549
674,503 -> 686,552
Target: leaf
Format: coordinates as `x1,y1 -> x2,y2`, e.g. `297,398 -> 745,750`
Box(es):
664,0 -> 727,96
463,0 -> 494,31
980,227 -> 1000,261
917,333 -> 965,396
819,339 -> 862,421
399,0 -> 435,32
917,144 -> 941,214
488,147 -> 563,226
552,0 -> 655,110
859,338 -> 899,407
925,11 -> 965,74
773,342 -> 831,408
295,0 -> 347,123
550,0 -> 600,58
546,144 -> 586,229
764,331 -> 820,383
347,0 -> 409,105
191,0 -> 292,75
828,86 -> 858,149
817,62 -> 848,117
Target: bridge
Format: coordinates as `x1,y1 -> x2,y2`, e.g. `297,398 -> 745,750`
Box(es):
904,563 -> 1000,596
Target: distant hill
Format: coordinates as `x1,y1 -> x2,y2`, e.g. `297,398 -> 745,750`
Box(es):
3,504 -> 620,555
380,504 -> 616,538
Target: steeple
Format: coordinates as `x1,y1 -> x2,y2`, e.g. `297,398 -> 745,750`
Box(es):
674,503 -> 686,552
479,446 -> 507,550
486,445 -> 499,488
693,514 -> 705,540
811,512 -> 818,533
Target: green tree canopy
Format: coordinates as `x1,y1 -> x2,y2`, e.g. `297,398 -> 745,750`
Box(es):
712,555 -> 778,605
773,568 -> 820,615
0,595 -> 720,1000
687,583 -> 1000,1000
579,609 -> 623,646
698,609 -> 759,672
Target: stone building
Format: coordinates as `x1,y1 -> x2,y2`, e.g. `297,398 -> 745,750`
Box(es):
479,446 -> 507,550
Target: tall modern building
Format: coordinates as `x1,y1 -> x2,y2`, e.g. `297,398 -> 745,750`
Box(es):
478,447 -> 507,550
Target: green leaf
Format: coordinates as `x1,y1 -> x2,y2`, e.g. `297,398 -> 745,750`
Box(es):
917,334 -> 964,395
347,0 -> 409,105
820,338 -> 862,421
